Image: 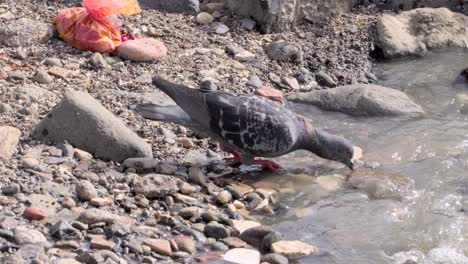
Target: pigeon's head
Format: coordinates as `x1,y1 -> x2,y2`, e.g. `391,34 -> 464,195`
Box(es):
313,129 -> 354,170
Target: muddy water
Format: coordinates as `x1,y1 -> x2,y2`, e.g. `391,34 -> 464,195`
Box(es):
260,52 -> 468,263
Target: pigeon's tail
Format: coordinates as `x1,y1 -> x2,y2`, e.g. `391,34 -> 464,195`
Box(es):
134,103 -> 194,126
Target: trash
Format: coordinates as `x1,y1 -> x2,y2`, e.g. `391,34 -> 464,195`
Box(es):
54,0 -> 141,53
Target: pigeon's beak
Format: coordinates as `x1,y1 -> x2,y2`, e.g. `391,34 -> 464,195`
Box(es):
346,160 -> 354,170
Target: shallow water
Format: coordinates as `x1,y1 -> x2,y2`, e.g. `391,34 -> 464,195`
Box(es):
264,51 -> 468,263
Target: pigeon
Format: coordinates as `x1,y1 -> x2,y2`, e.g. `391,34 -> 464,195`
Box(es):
135,76 -> 355,172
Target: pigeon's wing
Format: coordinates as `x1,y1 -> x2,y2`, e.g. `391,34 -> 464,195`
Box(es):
206,93 -> 299,156
134,103 -> 193,126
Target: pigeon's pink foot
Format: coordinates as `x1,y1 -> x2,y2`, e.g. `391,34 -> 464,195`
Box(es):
221,146 -> 242,162
254,159 -> 282,173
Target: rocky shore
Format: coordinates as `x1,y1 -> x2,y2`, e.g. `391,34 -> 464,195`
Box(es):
0,0 -> 467,263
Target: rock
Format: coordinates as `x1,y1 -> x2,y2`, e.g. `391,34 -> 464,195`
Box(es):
223,237 -> 248,248
205,221 -> 231,239
91,237 -> 115,250
44,58 -> 63,67
194,252 -> 224,263
138,0 -> 200,15
266,41 -> 303,64
79,209 -> 121,225
134,174 -> 181,198
240,225 -> 272,246
204,2 -> 225,13
56,259 -> 81,264
123,157 -> 159,172
90,52 -> 108,68
314,174 -> 346,192
217,190 -> 233,204
0,18 -> 53,47
74,148 -> 93,160
247,75 -> 263,89
315,71 -> 337,88
282,77 -> 300,90
90,197 -> 113,207
241,18 -> 257,31
174,235 -> 196,254
349,168 -> 415,200
0,103 -> 13,113
376,8 -> 468,58
234,51 -> 255,62
7,71 -> 26,81
230,220 -> 260,234
196,12 -> 214,25
287,84 -> 425,117
5,244 -> 48,264
211,22 -> 230,34
227,0 -> 353,33
269,72 -> 282,84
75,180 -> 98,201
0,126 -> 21,159
48,66 -> 72,79
117,38 -> 167,62
50,220 -> 81,240
23,207 -> 47,220
178,137 -> 194,149
223,248 -> 261,264
14,226 -> 46,244
271,240 -> 317,259
143,239 -> 172,256
188,166 -> 207,186
21,156 -> 40,169
262,231 -> 282,251
201,79 -> 218,91
33,91 -> 152,162
2,183 -> 20,195
262,253 -> 289,264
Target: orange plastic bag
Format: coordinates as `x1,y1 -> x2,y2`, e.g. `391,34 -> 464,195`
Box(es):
54,0 -> 141,53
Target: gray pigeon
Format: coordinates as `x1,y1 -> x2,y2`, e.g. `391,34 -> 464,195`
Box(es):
135,76 -> 354,171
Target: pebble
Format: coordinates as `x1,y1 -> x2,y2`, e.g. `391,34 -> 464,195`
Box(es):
269,72 -> 282,84
271,240 -> 317,258
282,77 -> 300,90
255,86 -> 285,102
117,38 -> 168,62
223,248 -> 261,264
240,225 -> 273,246
212,241 -> 229,251
212,22 -> 230,34
62,197 -> 76,209
262,253 -> 289,264
223,237 -> 248,248
91,237 -> 116,250
178,137 -> 195,149
74,148 -> 93,160
48,66 -> 72,79
234,51 -> 255,62
0,103 -> 12,113
266,41 -> 303,64
90,52 -> 109,68
2,183 -> 20,195
134,174 -> 181,198
90,197 -> 113,207
23,207 -> 48,220
230,220 -> 261,235
51,220 -> 82,240
241,18 -> 257,30
32,69 -> 53,84
174,235 -> 196,254
75,180 -> 98,201
143,239 -> 172,256
21,156 -> 40,169
14,226 -> 47,244
7,71 -> 26,81
188,166 -> 207,186
247,75 -> 263,88
44,58 -> 63,67
217,190 -> 233,204
196,12 -> 214,25
315,71 -> 337,87
204,221 -> 231,239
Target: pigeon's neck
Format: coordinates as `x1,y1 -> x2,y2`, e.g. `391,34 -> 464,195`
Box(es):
297,119 -> 324,156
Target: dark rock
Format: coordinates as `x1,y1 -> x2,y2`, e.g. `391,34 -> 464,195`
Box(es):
50,220 -> 82,240
266,41 -> 303,64
262,231 -> 282,251
262,253 -> 289,264
204,221 -> 231,239
315,71 -> 337,87
240,225 -> 273,247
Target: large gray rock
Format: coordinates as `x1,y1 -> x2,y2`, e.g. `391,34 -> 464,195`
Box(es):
287,84 -> 424,117
32,91 -> 152,162
138,0 -> 200,15
227,0 -> 356,33
376,8 -> 468,58
0,18 -> 54,47
134,174 -> 181,198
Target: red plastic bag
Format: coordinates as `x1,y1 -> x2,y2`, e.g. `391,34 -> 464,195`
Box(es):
54,0 -> 141,53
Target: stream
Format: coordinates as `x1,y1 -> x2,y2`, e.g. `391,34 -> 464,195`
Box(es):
256,51 -> 468,263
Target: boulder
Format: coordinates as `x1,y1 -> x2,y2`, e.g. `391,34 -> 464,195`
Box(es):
287,84 -> 424,117
32,90 -> 152,162
138,0 -> 200,15
376,8 -> 468,58
0,18 -> 54,47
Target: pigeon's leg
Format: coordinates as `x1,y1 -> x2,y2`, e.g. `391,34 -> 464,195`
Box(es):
254,159 -> 282,174
220,146 -> 242,162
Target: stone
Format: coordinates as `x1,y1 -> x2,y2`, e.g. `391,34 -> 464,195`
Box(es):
0,126 -> 21,159
123,157 -> 159,172
376,8 -> 468,58
134,174 -> 181,198
0,103 -> 13,113
212,22 -> 230,34
143,239 -> 172,256
282,77 -> 300,90
48,66 -> 72,79
223,237 -> 248,248
79,209 -> 121,225
75,180 -> 98,201
188,166 -> 207,186
2,183 -> 20,195
234,51 -> 255,62
138,0 -> 200,15
240,225 -> 273,246
247,75 -> 263,89
201,79 -> 218,91
44,58 -> 63,67
271,240 -> 317,259
23,207 -> 47,220
33,91 -> 152,162
91,237 -> 115,250
174,235 -> 196,254
194,252 -> 223,263
205,221 -> 231,239
287,84 -> 425,117
230,220 -> 261,235
0,18 -> 54,47
56,259 -> 81,264
262,231 -> 282,251
266,41 -> 303,64
7,71 -> 26,81
90,197 -> 113,207
204,2 -> 225,13
32,69 -> 53,84
217,190 -> 233,204
117,38 -> 167,62
90,52 -> 108,68
50,220 -> 81,240
223,248 -> 261,264
178,137 -> 195,149
6,244 -> 48,264
241,18 -> 257,31
262,253 -> 289,264
196,12 -> 214,25
315,71 -> 337,88
21,156 -> 39,168
74,148 -> 93,160
14,226 -> 47,244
